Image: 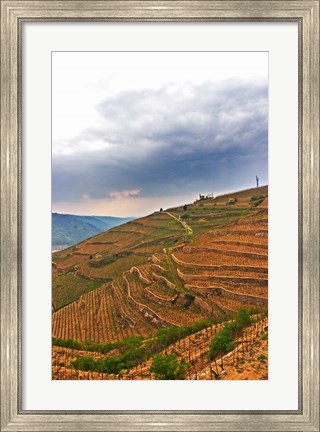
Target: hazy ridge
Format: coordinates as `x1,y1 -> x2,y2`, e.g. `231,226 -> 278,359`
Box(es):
52,213 -> 134,249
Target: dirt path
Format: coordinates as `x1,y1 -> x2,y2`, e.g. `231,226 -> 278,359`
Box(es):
165,212 -> 193,235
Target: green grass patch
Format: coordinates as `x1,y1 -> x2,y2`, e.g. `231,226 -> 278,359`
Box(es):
258,354 -> 267,363
188,211 -> 250,236
81,254 -> 147,280
165,250 -> 188,293
52,274 -> 103,310
52,254 -> 72,263
252,197 -> 266,207
149,281 -> 177,298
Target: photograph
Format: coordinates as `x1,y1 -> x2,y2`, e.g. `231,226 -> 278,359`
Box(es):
2,0 -> 319,429
51,51 -> 269,380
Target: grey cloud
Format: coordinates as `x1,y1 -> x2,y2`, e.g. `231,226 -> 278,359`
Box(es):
52,79 -> 268,203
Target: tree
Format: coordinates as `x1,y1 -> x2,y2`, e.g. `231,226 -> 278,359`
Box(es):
208,332 -> 234,369
209,332 -> 234,359
235,308 -> 252,329
150,353 -> 188,380
183,204 -> 188,211
160,208 -> 163,212
208,307 -> 253,369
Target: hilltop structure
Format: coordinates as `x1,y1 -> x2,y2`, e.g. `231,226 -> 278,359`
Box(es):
198,193 -> 214,201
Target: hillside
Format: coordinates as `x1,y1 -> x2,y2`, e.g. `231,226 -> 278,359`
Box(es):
52,185 -> 268,380
52,213 -> 133,250
52,314 -> 268,380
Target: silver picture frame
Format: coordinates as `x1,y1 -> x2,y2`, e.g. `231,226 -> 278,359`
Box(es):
1,1 -> 319,430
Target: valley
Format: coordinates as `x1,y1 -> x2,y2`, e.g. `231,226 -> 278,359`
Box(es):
52,213 -> 134,250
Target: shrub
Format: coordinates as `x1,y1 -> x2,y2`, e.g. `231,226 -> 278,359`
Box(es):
53,337 -> 127,355
52,337 -> 83,351
252,194 -> 267,202
208,308 -> 253,361
72,356 -> 96,372
150,353 -> 188,380
89,254 -> 116,267
71,344 -> 148,375
227,198 -> 236,205
69,319 -> 218,375
181,213 -> 190,220
184,293 -> 195,308
252,198 -> 264,207
209,332 -> 234,360
235,307 -> 252,328
198,218 -> 206,224
122,336 -> 143,348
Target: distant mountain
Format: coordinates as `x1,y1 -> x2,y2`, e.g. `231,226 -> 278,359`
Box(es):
52,213 -> 134,249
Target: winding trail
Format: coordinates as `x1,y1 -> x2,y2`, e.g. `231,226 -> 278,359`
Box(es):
165,211 -> 193,235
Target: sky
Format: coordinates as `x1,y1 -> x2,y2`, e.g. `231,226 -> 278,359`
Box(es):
52,52 -> 268,217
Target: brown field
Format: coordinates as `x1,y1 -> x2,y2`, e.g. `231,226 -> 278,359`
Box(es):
52,185 -> 268,380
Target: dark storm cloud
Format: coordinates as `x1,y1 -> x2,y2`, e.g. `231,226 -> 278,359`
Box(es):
52,79 -> 268,203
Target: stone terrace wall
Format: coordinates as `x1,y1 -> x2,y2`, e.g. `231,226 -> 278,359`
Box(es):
177,268 -> 268,287
152,272 -> 176,290
123,274 -> 179,327
111,282 -> 136,328
172,254 -> 267,273
130,266 -> 151,284
186,284 -> 268,307
144,287 -> 176,307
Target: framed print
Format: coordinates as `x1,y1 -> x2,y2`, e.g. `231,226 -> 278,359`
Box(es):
1,1 -> 319,431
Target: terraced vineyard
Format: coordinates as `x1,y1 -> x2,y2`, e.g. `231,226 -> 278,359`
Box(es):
52,185 -> 268,380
